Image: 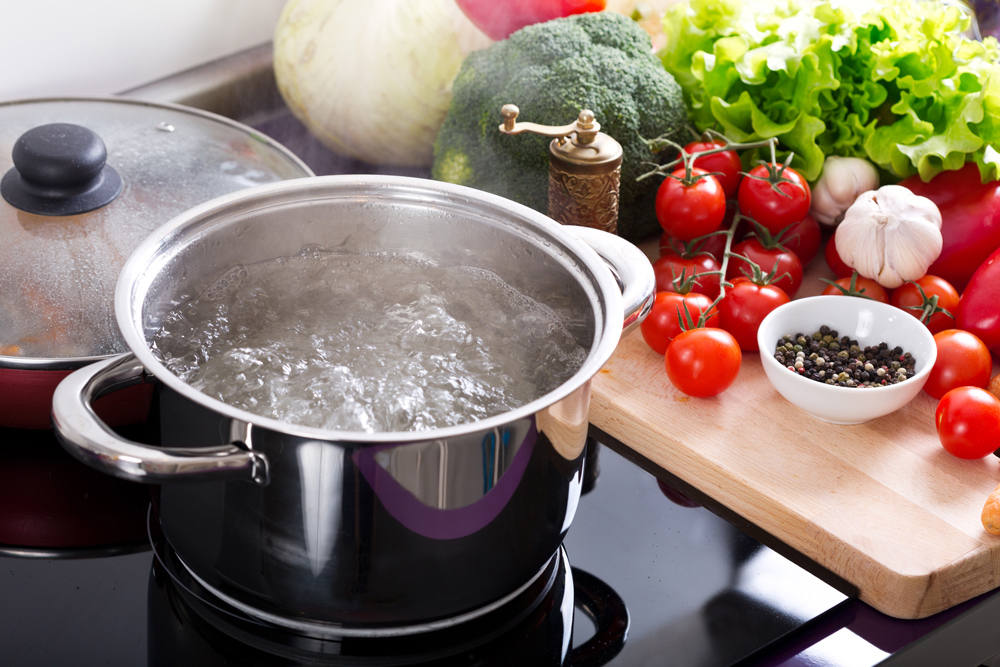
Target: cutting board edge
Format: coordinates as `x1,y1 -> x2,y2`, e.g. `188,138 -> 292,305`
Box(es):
589,403 -> 1000,620
853,543 -> 1000,619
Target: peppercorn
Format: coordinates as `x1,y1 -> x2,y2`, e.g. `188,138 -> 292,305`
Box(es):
773,326 -> 915,388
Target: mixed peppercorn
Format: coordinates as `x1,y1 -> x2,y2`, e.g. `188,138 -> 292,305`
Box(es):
773,325 -> 916,387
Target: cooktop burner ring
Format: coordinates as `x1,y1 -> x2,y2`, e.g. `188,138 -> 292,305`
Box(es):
147,506 -> 563,640
0,539 -> 149,560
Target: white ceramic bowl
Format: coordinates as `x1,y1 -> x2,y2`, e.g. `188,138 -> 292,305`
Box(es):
756,295 -> 937,425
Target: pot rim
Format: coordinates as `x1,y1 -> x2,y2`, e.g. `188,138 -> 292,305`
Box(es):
0,95 -> 314,371
115,174 -> 625,444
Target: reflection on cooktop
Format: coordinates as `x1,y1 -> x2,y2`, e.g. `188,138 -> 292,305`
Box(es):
564,443 -> 848,667
0,431 -> 848,666
148,540 -> 629,666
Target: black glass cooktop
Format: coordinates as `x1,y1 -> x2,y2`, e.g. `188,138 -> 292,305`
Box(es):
1,424 -> 853,667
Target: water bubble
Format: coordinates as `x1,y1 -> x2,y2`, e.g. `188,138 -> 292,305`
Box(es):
153,250 -> 586,432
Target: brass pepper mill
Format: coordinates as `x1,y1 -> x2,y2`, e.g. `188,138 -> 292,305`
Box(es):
499,104 -> 623,234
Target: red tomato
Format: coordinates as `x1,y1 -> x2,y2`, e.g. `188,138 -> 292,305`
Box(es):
924,329 -> 993,400
655,168 -> 727,242
640,292 -> 720,355
737,164 -> 812,234
661,230 -> 729,264
890,275 -> 960,334
717,278 -> 790,351
653,251 -> 721,297
900,163 -> 1000,292
665,328 -> 742,397
779,215 -> 821,267
821,275 -> 890,303
824,233 -> 853,278
684,141 -> 742,199
454,0 -> 606,40
727,238 -> 804,298
935,386 -> 1000,459
660,203 -> 747,263
956,245 -> 1000,355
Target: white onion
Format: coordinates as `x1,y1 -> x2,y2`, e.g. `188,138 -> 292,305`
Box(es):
273,0 -> 492,167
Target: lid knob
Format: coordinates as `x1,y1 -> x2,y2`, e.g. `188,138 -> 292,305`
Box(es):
1,123 -> 123,216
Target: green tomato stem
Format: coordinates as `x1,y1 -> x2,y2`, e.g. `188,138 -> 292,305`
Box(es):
693,212 -> 745,328
639,136 -> 780,183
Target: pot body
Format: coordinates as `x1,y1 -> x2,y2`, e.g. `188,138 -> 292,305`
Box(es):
53,175 -> 654,633
0,429 -> 150,551
154,379 -> 590,631
0,365 -> 150,429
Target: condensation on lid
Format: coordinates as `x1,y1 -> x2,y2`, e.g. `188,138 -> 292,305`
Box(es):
0,98 -> 312,361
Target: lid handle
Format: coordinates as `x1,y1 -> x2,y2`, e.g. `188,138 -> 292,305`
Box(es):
1,123 -> 123,216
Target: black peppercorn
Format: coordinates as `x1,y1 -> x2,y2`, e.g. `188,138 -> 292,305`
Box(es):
773,326 -> 915,388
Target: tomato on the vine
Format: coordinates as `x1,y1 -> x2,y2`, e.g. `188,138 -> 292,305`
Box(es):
821,274 -> 890,303
718,277 -> 790,351
935,386 -> 1000,459
737,163 -> 812,234
890,275 -> 960,334
684,141 -> 742,199
640,291 -> 720,356
924,329 -> 993,400
779,215 -> 821,267
653,250 -> 721,298
659,203 -> 746,264
655,168 -> 726,241
824,234 -> 853,279
665,328 -> 742,397
661,231 -> 729,264
726,238 -> 804,298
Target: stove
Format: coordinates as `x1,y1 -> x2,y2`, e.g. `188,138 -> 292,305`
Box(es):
1,421 -> 856,667
7,415 -> 1000,666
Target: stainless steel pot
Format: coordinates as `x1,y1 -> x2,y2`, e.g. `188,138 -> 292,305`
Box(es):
52,175 -> 654,636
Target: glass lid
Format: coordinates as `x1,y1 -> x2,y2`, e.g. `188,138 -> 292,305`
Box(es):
0,97 -> 313,364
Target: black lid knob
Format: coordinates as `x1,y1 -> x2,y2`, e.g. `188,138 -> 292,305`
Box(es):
1,123 -> 122,216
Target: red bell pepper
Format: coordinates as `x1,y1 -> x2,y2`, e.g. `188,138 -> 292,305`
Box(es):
900,164 -> 1000,293
455,0 -> 607,41
956,245 -> 1000,355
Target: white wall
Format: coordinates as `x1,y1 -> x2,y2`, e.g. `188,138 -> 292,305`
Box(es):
0,0 -> 287,101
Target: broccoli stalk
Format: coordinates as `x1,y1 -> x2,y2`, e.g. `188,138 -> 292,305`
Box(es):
432,11 -> 688,241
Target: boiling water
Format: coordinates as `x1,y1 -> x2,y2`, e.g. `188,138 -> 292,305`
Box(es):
151,251 -> 588,433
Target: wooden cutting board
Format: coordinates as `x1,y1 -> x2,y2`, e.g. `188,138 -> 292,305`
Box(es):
588,243 -> 1000,620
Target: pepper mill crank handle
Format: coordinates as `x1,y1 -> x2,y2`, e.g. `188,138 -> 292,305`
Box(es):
499,104 -> 578,138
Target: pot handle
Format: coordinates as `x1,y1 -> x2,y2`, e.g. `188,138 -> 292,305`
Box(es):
52,353 -> 268,485
565,226 -> 655,336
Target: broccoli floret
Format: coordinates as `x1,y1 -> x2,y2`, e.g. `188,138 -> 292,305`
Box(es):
432,12 -> 688,241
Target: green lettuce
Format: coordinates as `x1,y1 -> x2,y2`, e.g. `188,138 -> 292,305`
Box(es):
659,0 -> 1000,182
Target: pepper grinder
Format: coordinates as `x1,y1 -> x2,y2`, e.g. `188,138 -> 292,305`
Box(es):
499,104 -> 623,234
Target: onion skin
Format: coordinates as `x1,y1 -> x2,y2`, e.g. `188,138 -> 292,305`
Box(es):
983,482 -> 1000,535
454,0 -> 606,40
273,0 -> 492,167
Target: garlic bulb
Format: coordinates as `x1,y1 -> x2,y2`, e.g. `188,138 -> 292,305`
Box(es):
835,185 -> 943,289
810,156 -> 880,226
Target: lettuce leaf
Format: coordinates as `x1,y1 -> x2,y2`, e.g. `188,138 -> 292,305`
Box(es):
659,0 -> 1000,182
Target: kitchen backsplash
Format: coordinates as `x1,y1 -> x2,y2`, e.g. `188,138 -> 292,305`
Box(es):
0,0 -> 285,100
